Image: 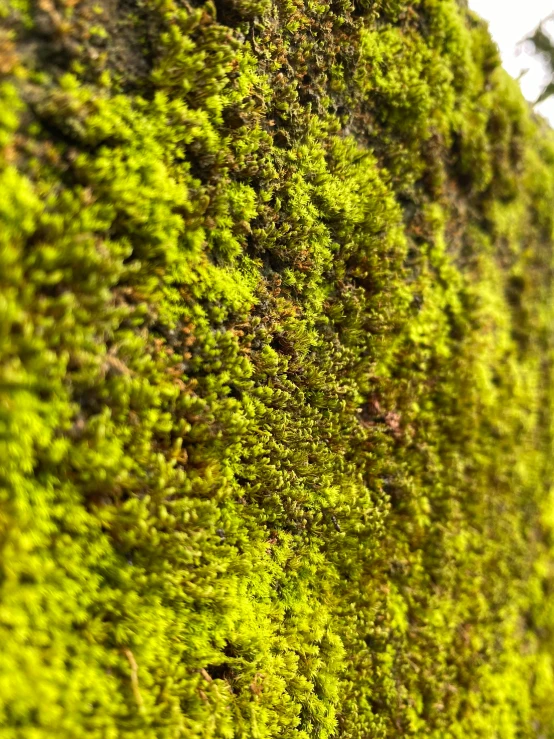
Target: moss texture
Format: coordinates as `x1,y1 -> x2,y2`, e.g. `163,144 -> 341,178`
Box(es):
2,0 -> 554,736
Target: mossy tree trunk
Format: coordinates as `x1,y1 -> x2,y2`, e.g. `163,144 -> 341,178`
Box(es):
1,0 -> 554,736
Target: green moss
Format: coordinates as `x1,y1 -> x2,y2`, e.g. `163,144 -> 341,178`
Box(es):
1,0 -> 554,736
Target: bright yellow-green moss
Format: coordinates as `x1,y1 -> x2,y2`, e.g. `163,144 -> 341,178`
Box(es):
1,0 -> 554,736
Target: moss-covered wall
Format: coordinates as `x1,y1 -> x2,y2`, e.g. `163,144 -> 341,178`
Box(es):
2,0 -> 554,735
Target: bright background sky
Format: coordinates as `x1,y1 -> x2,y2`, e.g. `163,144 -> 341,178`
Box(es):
468,0 -> 554,124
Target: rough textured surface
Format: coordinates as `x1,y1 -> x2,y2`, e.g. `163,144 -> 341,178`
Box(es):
1,0 -> 554,736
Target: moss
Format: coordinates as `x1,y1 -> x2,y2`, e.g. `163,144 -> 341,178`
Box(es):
1,0 -> 554,736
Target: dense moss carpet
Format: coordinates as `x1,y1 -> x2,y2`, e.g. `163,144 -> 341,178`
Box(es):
2,0 -> 554,735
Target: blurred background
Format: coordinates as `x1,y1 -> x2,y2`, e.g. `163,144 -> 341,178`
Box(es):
469,0 -> 554,124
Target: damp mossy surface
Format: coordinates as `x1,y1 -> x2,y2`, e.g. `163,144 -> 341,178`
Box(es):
2,0 -> 554,736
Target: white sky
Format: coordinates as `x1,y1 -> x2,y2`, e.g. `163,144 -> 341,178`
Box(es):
468,0 -> 554,124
